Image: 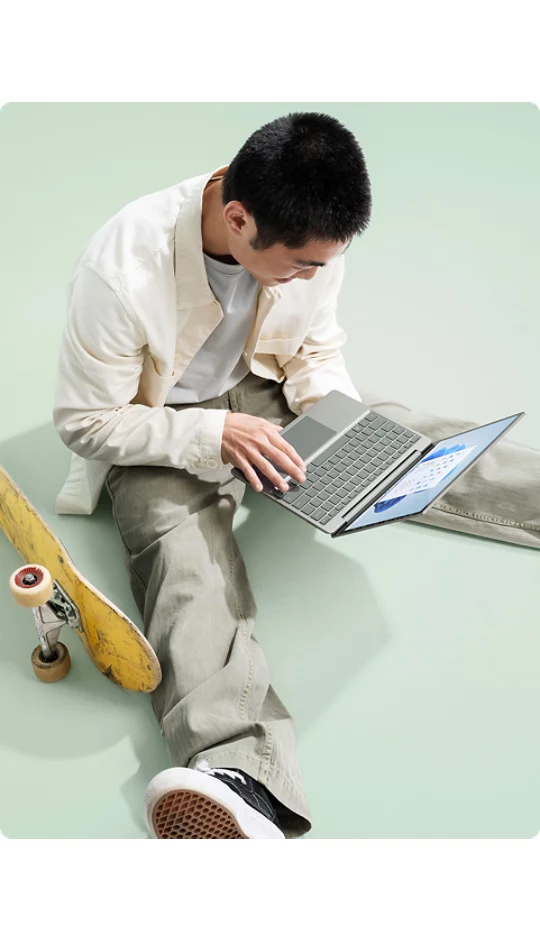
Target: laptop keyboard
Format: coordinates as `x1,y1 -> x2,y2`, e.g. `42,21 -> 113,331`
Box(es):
276,412 -> 421,526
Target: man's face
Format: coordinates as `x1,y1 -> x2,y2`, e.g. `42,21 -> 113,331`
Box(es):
223,201 -> 349,286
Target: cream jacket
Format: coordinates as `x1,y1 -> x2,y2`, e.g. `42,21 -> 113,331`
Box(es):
53,166 -> 361,514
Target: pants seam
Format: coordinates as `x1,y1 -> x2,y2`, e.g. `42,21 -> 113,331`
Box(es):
229,537 -> 254,721
106,471 -> 150,597
259,728 -> 274,786
434,502 -> 540,533
227,515 -> 273,776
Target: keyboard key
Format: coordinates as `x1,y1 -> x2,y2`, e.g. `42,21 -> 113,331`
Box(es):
282,490 -> 297,503
312,508 -> 325,521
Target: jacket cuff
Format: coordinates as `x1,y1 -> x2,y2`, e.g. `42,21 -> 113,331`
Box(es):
195,408 -> 230,471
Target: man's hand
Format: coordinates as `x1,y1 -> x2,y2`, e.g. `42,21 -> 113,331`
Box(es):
221,413 -> 306,493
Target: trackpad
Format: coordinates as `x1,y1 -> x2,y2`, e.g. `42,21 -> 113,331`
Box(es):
280,415 -> 336,461
252,416 -> 337,490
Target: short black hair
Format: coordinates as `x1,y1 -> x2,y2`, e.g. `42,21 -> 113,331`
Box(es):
222,111 -> 372,251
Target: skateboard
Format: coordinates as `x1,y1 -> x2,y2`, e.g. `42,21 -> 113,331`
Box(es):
0,464 -> 161,692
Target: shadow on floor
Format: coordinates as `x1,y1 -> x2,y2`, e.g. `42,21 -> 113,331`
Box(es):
234,486 -> 390,735
0,423 -> 392,833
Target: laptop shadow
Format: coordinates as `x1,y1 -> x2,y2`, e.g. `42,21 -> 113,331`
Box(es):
232,486 -> 390,736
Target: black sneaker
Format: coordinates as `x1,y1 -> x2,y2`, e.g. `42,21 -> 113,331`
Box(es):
200,763 -> 279,824
144,761 -> 284,839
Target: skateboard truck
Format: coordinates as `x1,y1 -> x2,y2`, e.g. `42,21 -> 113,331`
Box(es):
10,565 -> 81,682
32,581 -> 83,656
46,580 -> 84,633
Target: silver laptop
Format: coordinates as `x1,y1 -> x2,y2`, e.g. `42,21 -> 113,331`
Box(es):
231,390 -> 524,538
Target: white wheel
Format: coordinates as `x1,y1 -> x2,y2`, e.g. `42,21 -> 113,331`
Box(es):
10,565 -> 54,608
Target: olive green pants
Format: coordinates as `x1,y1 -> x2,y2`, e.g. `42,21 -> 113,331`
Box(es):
106,372 -> 539,837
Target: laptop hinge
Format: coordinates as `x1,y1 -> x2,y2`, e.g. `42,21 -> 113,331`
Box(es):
334,450 -> 422,533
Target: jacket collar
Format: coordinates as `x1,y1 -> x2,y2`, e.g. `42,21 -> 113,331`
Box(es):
174,165 -> 282,310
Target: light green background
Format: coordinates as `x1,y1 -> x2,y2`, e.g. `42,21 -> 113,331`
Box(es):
0,103 -> 538,839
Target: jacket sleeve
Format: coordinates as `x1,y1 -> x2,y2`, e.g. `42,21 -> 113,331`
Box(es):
53,265 -> 229,471
279,256 -> 362,414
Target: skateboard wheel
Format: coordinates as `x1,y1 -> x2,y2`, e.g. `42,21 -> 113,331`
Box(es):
10,565 -> 54,608
31,642 -> 71,683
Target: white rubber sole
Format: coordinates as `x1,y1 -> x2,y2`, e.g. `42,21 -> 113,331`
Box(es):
144,767 -> 285,839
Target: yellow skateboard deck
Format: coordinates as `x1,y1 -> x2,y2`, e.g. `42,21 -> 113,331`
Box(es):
0,464 -> 161,692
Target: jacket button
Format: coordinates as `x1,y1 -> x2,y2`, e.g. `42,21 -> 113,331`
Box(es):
206,458 -> 218,469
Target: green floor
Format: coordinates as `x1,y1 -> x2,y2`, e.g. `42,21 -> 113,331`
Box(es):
0,103 -> 538,838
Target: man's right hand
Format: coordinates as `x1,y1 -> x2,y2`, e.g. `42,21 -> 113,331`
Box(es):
221,413 -> 306,493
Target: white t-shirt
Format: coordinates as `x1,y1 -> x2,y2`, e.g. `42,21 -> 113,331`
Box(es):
165,252 -> 259,404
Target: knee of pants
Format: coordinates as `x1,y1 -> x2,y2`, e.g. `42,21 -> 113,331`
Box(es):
108,465 -> 240,558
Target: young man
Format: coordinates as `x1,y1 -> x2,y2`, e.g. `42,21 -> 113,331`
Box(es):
54,112 -> 539,840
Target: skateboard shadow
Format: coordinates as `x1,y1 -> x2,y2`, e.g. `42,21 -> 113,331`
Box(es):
0,423 -> 391,835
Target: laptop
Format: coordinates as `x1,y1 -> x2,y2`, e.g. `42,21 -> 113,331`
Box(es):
231,390 -> 524,538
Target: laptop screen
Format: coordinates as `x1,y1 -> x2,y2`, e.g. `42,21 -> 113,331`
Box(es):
342,414 -> 521,532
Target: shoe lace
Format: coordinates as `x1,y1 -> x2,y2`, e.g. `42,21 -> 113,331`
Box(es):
195,759 -> 247,785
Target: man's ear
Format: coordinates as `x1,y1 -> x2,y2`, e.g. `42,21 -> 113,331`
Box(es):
223,201 -> 248,236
